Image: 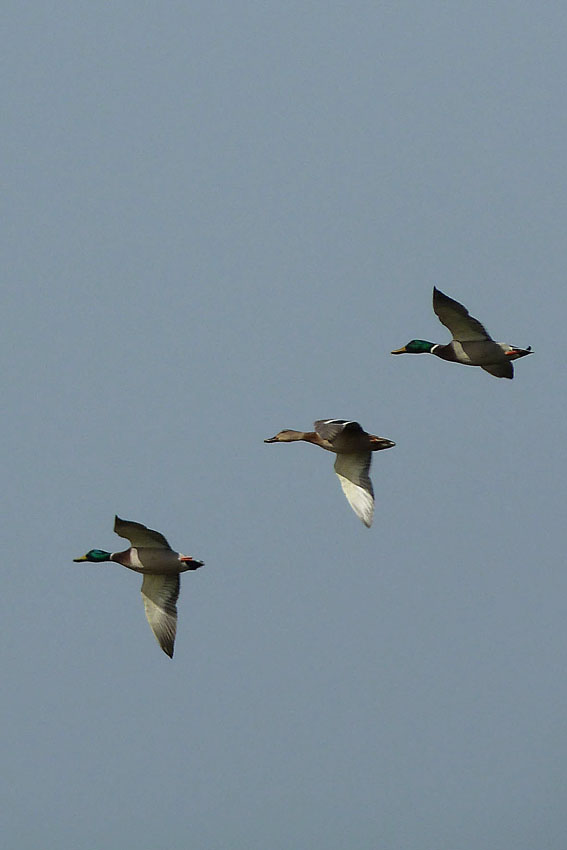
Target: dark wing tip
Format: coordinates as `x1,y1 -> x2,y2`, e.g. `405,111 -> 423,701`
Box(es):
114,515 -> 130,529
433,286 -> 451,303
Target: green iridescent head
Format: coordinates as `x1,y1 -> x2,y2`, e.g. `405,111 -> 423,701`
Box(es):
391,340 -> 435,354
73,549 -> 112,563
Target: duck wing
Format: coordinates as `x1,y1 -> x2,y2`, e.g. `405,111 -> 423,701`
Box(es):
433,287 -> 492,342
141,574 -> 180,658
114,516 -> 171,550
314,419 -> 366,443
481,361 -> 514,379
333,452 -> 374,528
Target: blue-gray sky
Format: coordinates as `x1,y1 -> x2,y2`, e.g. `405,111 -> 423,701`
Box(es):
4,2 -> 566,848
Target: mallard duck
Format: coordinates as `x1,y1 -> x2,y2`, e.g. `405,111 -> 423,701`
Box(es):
73,516 -> 204,658
264,419 -> 395,527
391,287 -> 532,378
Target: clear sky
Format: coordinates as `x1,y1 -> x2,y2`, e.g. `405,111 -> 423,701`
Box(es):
4,2 -> 566,848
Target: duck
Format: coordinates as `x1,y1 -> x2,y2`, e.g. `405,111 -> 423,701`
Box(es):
264,419 -> 395,527
391,287 -> 532,378
73,516 -> 204,658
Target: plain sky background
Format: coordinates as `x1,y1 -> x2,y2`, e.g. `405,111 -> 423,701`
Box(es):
4,2 -> 566,848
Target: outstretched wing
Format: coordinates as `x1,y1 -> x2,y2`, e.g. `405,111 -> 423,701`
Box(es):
433,287 -> 492,342
481,361 -> 514,379
114,516 -> 171,550
141,574 -> 180,658
314,419 -> 366,443
333,452 -> 374,528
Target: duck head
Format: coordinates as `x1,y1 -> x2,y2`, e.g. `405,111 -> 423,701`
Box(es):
264,430 -> 304,443
73,549 -> 112,562
391,340 -> 435,354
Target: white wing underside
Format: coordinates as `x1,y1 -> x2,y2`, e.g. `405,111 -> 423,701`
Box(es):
141,573 -> 180,658
334,453 -> 374,528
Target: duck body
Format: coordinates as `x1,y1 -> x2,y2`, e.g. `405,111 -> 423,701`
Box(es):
110,547 -> 198,575
391,287 -> 532,378
264,419 -> 395,528
74,516 -> 203,658
431,339 -> 531,374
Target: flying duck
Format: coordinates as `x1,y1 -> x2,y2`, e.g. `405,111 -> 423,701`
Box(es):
74,516 -> 204,658
264,419 -> 395,527
391,287 -> 532,378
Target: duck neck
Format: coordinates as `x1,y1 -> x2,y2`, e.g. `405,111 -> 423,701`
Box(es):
110,548 -> 132,566
302,431 -> 334,451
